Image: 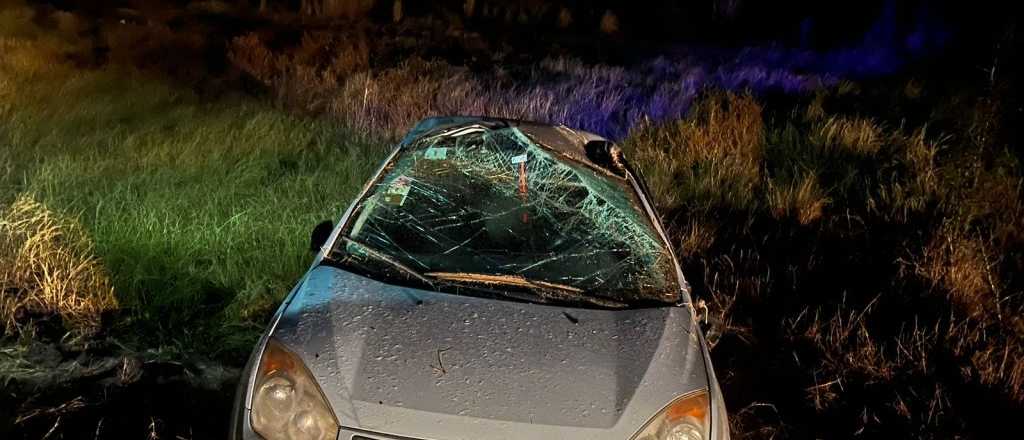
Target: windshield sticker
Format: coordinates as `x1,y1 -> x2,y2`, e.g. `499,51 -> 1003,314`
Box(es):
383,176 -> 411,206
510,153 -> 528,164
424,146 -> 448,160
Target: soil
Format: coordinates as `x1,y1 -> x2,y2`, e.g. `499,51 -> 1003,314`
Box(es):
1,336 -> 239,439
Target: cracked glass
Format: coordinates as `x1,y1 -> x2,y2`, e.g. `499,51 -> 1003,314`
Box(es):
334,126 -> 680,306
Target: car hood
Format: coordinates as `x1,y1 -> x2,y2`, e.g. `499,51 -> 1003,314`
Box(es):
271,265 -> 709,440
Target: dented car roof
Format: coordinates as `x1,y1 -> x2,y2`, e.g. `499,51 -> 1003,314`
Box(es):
401,116 -> 624,176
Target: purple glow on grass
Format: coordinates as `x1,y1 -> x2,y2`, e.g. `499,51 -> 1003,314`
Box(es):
537,2 -> 950,140
326,1 -> 951,142
531,54 -> 837,140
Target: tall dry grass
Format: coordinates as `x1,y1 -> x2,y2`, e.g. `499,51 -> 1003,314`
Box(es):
0,195 -> 118,337
229,31 -> 830,141
766,173 -> 829,225
811,116 -> 885,155
622,93 -> 764,213
914,223 -> 1000,315
617,83 -> 1023,437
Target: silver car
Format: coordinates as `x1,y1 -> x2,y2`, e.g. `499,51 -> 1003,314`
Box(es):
230,117 -> 730,440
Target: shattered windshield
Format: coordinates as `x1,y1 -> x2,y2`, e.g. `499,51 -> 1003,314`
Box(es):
333,125 -> 680,307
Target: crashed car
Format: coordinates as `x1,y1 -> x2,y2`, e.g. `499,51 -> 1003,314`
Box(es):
230,117 -> 730,440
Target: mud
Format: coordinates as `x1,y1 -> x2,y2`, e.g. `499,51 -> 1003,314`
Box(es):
1,339 -> 239,440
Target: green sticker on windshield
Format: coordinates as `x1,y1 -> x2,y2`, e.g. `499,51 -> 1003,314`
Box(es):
424,147 -> 448,160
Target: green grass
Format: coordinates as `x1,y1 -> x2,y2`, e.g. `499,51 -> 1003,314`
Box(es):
0,17 -> 387,356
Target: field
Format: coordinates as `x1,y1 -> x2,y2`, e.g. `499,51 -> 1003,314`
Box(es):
2,1 -> 1022,439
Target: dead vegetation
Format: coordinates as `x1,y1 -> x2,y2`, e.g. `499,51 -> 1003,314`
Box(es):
623,93 -> 764,213
228,30 -> 828,140
0,194 -> 118,338
619,90 -> 1024,437
915,223 -> 1000,315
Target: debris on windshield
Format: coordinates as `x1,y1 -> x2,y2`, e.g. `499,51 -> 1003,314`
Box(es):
341,125 -> 680,305
425,272 -> 583,292
383,176 -> 412,206
339,236 -> 434,287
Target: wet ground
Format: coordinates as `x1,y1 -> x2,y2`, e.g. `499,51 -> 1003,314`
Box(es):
1,338 -> 238,439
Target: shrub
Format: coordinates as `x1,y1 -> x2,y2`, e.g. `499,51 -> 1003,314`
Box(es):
102,21 -> 208,84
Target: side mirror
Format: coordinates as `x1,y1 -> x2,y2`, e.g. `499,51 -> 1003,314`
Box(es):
310,220 -> 334,253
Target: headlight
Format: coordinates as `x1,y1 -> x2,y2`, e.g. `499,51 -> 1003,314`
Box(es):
630,391 -> 710,440
251,338 -> 339,440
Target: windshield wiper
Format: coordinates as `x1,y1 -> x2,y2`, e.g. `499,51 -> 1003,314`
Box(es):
338,236 -> 435,288
329,242 -> 629,308
424,272 -> 628,309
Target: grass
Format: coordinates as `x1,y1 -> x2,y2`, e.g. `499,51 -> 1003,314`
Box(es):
0,9 -> 387,356
228,30 -> 831,141
2,2 -> 1023,438
624,89 -> 1024,437
622,93 -> 764,214
0,194 -> 117,337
